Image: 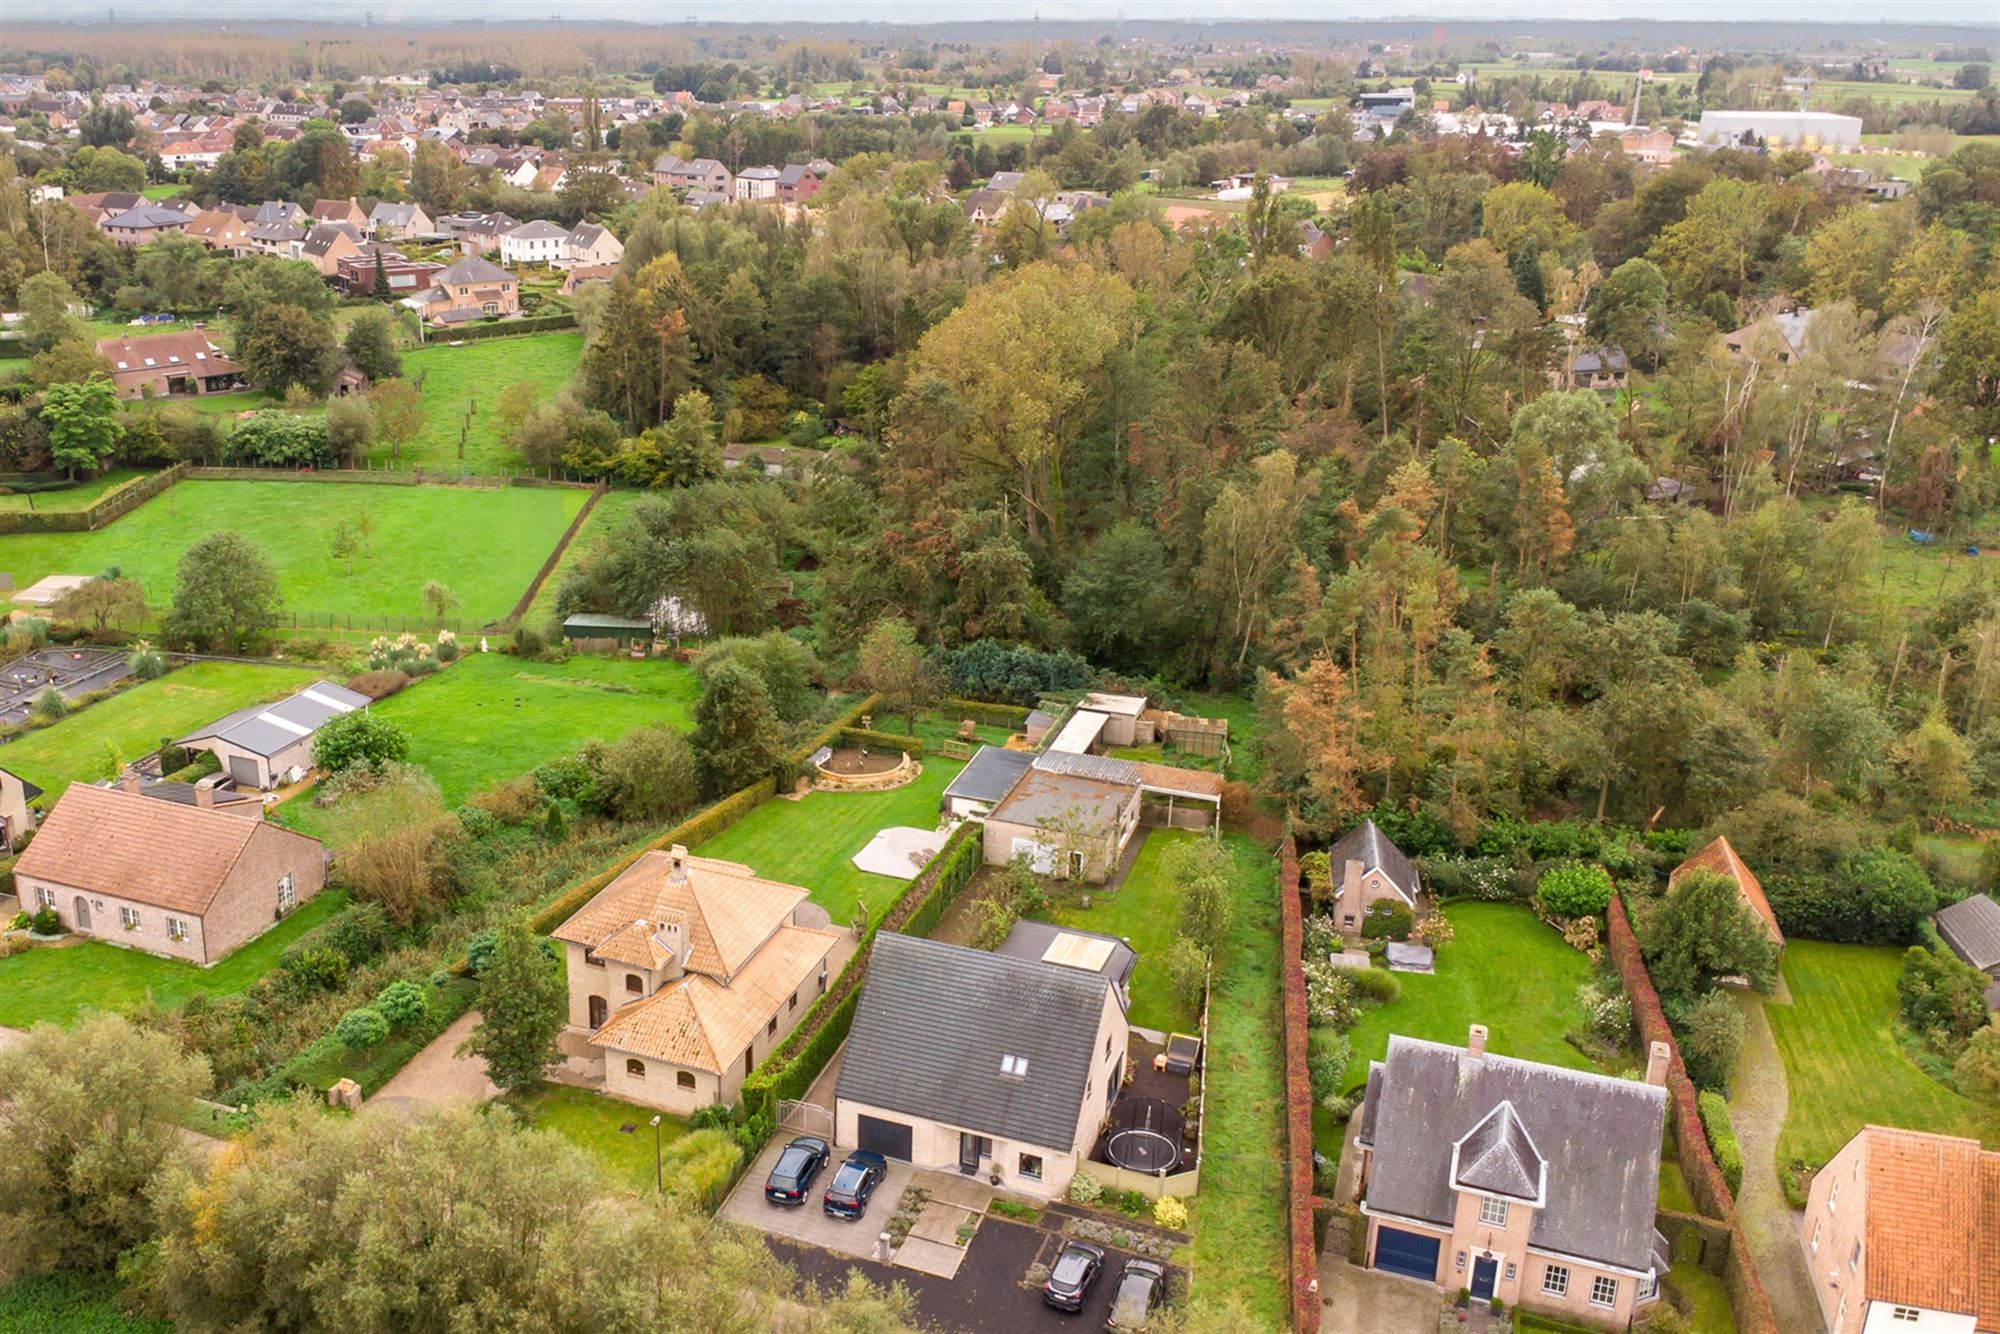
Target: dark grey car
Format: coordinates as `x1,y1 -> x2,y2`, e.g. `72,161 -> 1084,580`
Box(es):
1105,1258 -> 1167,1329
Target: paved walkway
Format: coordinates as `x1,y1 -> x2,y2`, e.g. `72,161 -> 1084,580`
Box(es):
1317,1213 -> 1443,1334
1729,993 -> 1824,1334
365,1009 -> 498,1115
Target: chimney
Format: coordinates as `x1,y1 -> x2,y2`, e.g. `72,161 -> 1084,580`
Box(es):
121,772 -> 141,795
668,844 -> 689,882
1646,1040 -> 1672,1088
194,781 -> 214,810
1467,1024 -> 1488,1060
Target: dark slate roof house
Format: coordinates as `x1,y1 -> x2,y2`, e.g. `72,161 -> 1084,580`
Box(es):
1326,817 -> 1420,902
941,743 -> 1034,815
996,919 -> 1137,999
1936,893 -> 2000,1010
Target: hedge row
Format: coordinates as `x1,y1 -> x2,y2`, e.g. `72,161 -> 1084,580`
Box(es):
524,777 -> 777,934
430,313 -> 578,342
1607,895 -> 1779,1334
785,694 -> 881,766
939,697 -> 1033,730
836,726 -> 925,757
0,462 -> 186,536
1279,835 -> 1322,1334
739,821 -> 984,1121
1698,1090 -> 1744,1195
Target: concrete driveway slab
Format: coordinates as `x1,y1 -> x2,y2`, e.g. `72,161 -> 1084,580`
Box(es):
894,1235 -> 969,1278
719,1136 -> 913,1260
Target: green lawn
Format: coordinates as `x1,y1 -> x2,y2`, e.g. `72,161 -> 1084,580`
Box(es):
1187,831 -> 1287,1326
380,333 -> 585,473
0,890 -> 347,1029
507,1081 -> 689,1194
1032,828 -> 1202,1034
0,479 -> 588,624
0,1272 -> 173,1333
279,653 -> 700,830
1766,940 -> 1997,1166
1322,902 -> 1604,1159
0,469 -> 150,512
1658,1155 -> 1697,1214
0,660 -> 323,801
1668,1258 -> 1736,1334
693,716 -> 1001,925
521,488 -> 644,630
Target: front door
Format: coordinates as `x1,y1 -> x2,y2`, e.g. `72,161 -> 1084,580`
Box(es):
1470,1254 -> 1498,1300
73,896 -> 90,931
587,995 -> 606,1030
958,1132 -> 989,1174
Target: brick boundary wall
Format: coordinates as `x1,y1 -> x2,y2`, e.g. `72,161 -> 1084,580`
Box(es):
1280,834 -> 1322,1332
1606,894 -> 1779,1334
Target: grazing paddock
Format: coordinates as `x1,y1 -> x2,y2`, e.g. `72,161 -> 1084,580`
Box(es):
0,659 -> 321,801
381,332 -> 585,473
0,479 -> 587,624
1765,940 -> 1997,1167
0,890 -> 347,1029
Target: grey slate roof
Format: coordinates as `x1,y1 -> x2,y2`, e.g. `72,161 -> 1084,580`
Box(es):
996,918 -> 1136,996
104,205 -> 193,230
178,679 -> 368,757
1327,818 -> 1419,898
943,744 -> 1033,807
1358,1035 -> 1665,1273
1936,893 -> 2000,972
836,933 -> 1110,1152
1454,1102 -> 1543,1200
505,219 -> 569,239
434,256 -> 511,285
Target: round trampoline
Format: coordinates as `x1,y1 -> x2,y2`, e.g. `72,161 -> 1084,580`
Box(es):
1104,1097 -> 1184,1174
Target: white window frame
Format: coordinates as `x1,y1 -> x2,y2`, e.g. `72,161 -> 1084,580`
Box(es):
1541,1264 -> 1569,1298
1479,1196 -> 1509,1227
1589,1275 -> 1618,1308
166,916 -> 188,942
37,886 -> 55,910
1637,1273 -> 1658,1302
119,905 -> 141,930
278,874 -> 295,913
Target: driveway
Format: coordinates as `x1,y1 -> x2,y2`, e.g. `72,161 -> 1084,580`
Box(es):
719,1135 -> 917,1262
1730,993 -> 1825,1333
770,1217 -> 1180,1334
1318,1213 -> 1443,1334
364,1009 -> 498,1115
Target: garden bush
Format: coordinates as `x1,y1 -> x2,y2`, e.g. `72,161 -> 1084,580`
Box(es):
312,709 -> 412,776
334,1007 -> 390,1050
1301,960 -> 1360,1029
1343,966 -> 1401,1005
660,1128 -> 743,1213
1360,900 -> 1414,940
1414,854 -> 1521,902
1307,1031 -> 1351,1101
1898,945 -> 1992,1052
1537,862 -> 1614,919
276,946 -> 349,998
324,901 -> 392,967
346,669 -> 412,700
1067,1173 -> 1104,1205
1153,1196 -> 1189,1230
224,411 -> 335,468
1768,852 -> 1937,945
375,979 -> 429,1028
1696,1090 -> 1743,1194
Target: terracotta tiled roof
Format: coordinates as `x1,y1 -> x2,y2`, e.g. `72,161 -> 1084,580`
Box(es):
14,783 -> 318,914
1670,835 -> 1783,944
589,923 -> 837,1071
1857,1126 -> 2000,1325
551,847 -> 807,982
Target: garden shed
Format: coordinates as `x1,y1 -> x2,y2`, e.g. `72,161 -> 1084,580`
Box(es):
561,613 -> 655,656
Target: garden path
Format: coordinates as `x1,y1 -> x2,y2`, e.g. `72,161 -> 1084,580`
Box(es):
365,1009 -> 498,1115
1729,993 -> 1824,1334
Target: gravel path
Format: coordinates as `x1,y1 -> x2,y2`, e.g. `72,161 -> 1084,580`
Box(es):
1729,992 -> 1824,1334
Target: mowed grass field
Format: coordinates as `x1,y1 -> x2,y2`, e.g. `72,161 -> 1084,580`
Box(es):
1033,828 -> 1202,1035
1766,940 -> 1998,1166
0,660 -> 322,801
278,654 -> 700,840
0,469 -> 148,512
0,890 -> 347,1029
506,1082 -> 690,1194
382,333 -> 585,473
0,479 -> 588,623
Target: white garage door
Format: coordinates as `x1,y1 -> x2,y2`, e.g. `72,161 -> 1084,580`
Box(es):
1010,837 -> 1055,874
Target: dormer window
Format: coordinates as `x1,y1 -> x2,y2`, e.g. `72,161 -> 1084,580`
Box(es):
1479,1197 -> 1509,1227
1000,1054 -> 1028,1078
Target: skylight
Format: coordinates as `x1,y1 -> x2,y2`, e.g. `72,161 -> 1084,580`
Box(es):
1000,1054 -> 1028,1077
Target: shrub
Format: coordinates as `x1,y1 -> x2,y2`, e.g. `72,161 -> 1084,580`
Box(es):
334,1006 -> 389,1050
688,1104 -> 732,1131
1153,1196 -> 1189,1230
277,946 -> 349,997
324,900 -> 391,966
1360,900 -> 1414,940
1696,1089 -> 1743,1194
224,411 -> 335,468
1671,989 -> 1745,1092
375,979 -> 429,1028
1165,935 -> 1209,1010
1307,1032 -> 1351,1101
127,643 -> 167,679
346,669 -> 411,700
1343,966 -> 1401,1005
312,709 -> 411,775
28,906 -> 61,935
1898,945 -> 1992,1051
1301,960 -> 1360,1030
1067,1172 -> 1104,1205
659,1128 -> 743,1213
1536,862 -> 1614,919
511,624 -> 544,656
30,687 -> 67,722
465,928 -> 501,977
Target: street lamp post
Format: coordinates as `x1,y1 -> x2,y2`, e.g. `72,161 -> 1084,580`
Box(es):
650,1114 -> 663,1193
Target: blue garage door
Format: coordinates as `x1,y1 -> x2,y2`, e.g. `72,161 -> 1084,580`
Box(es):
1372,1226 -> 1441,1282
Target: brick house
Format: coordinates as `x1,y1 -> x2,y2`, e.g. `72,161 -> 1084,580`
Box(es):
1349,1026 -> 1672,1328
1802,1125 -> 1999,1333
13,782 -> 327,965
775,163 -> 821,204
0,764 -> 42,850
1325,818 -> 1422,935
550,844 -> 839,1115
94,330 -> 247,400
411,256 -> 519,325
834,932 -> 1129,1201
1669,835 -> 1785,959
101,204 -> 193,247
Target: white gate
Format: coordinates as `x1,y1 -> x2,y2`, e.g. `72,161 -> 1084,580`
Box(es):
777,1099 -> 833,1140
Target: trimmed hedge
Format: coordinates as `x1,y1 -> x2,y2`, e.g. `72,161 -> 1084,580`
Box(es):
1698,1090 -> 1744,1195
432,313 -> 579,341
1280,835 -> 1321,1334
524,777 -> 777,934
786,694 -> 882,766
739,821 -> 984,1120
0,463 -> 185,536
940,697 -> 1033,730
836,726 -> 925,757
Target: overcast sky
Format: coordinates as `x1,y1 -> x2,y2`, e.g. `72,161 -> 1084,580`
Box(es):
23,1 -> 2000,24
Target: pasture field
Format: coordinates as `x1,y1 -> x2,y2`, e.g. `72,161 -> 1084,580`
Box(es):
0,479 -> 587,624
382,332 -> 585,472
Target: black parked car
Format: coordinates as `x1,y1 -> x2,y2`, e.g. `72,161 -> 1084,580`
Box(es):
822,1150 -> 890,1219
1042,1240 -> 1107,1313
1105,1259 -> 1167,1330
763,1136 -> 830,1206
